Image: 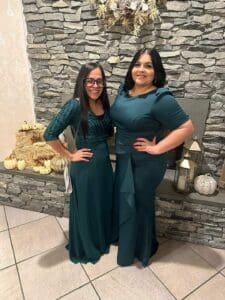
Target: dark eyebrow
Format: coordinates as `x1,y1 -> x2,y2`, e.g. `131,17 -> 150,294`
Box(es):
86,77 -> 103,80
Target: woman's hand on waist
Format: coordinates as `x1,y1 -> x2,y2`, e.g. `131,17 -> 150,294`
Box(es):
47,140 -> 93,161
68,148 -> 93,162
133,120 -> 194,155
133,137 -> 161,155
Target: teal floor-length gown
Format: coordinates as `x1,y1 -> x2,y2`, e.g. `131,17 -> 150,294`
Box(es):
44,99 -> 113,264
110,86 -> 189,267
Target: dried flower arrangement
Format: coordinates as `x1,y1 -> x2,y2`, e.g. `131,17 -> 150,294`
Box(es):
89,0 -> 167,34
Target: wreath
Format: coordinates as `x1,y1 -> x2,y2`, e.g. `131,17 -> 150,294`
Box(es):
89,0 -> 167,34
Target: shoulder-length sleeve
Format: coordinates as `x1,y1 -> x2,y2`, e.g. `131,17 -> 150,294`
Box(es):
152,89 -> 189,130
44,99 -> 79,141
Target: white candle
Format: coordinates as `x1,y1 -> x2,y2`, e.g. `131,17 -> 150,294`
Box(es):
177,175 -> 187,191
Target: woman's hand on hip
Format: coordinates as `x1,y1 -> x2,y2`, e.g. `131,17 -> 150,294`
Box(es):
69,148 -> 93,162
133,137 -> 160,155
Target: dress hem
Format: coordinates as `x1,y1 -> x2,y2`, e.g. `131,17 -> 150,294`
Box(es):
65,244 -> 110,264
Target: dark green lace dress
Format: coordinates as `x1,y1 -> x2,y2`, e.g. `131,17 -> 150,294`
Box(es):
110,86 -> 189,267
44,99 -> 113,264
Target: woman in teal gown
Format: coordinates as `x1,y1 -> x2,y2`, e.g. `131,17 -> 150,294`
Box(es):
44,62 -> 113,264
110,48 -> 194,267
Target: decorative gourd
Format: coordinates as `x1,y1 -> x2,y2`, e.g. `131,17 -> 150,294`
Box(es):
50,156 -> 66,173
4,158 -> 17,170
194,174 -> 217,195
20,121 -> 32,131
39,166 -> 51,175
33,166 -> 42,172
17,160 -> 26,170
44,160 -> 51,169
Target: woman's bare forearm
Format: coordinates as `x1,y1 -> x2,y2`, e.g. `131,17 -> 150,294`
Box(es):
47,140 -> 93,162
47,140 -> 73,160
156,120 -> 194,154
134,120 -> 194,155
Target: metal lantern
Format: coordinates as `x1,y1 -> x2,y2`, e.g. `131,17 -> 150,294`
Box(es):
184,136 -> 203,174
174,152 -> 197,193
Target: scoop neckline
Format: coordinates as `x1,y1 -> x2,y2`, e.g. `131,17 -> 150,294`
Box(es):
88,110 -> 105,118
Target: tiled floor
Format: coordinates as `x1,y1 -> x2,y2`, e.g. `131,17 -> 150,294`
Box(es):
1,204 -> 225,300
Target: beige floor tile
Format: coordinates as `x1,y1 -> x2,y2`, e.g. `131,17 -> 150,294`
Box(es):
5,206 -> 47,228
18,245 -> 89,300
93,266 -> 175,300
0,206 -> 7,231
221,267 -> 225,276
0,266 -> 23,300
10,216 -> 66,262
60,283 -> 99,300
149,240 -> 217,300
185,274 -> 225,300
188,243 -> 225,271
82,245 -> 118,280
56,216 -> 69,238
0,231 -> 15,269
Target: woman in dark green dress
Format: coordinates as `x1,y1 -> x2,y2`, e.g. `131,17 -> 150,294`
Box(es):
44,62 -> 113,264
110,48 -> 194,267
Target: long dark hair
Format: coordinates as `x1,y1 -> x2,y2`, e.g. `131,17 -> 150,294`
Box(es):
124,48 -> 166,92
73,62 -> 110,137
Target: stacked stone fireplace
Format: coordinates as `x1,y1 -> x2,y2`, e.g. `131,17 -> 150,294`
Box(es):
22,0 -> 225,176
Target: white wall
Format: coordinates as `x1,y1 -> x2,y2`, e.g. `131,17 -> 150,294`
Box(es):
0,0 -> 35,160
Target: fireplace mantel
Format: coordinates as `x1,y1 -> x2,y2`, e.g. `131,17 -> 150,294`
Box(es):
0,163 -> 224,248
157,169 -> 225,207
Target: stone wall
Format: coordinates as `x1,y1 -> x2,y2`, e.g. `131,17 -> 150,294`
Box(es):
156,193 -> 225,249
1,165 -> 224,248
0,164 -> 69,217
22,0 -> 225,174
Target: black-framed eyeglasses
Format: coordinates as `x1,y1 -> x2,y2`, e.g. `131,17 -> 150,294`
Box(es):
84,78 -> 105,87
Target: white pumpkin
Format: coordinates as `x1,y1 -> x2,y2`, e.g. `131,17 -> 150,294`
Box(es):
17,160 -> 26,170
33,166 -> 42,172
44,160 -> 51,169
39,166 -> 51,175
4,158 -> 17,170
194,174 -> 217,195
50,156 -> 66,173
20,121 -> 32,131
